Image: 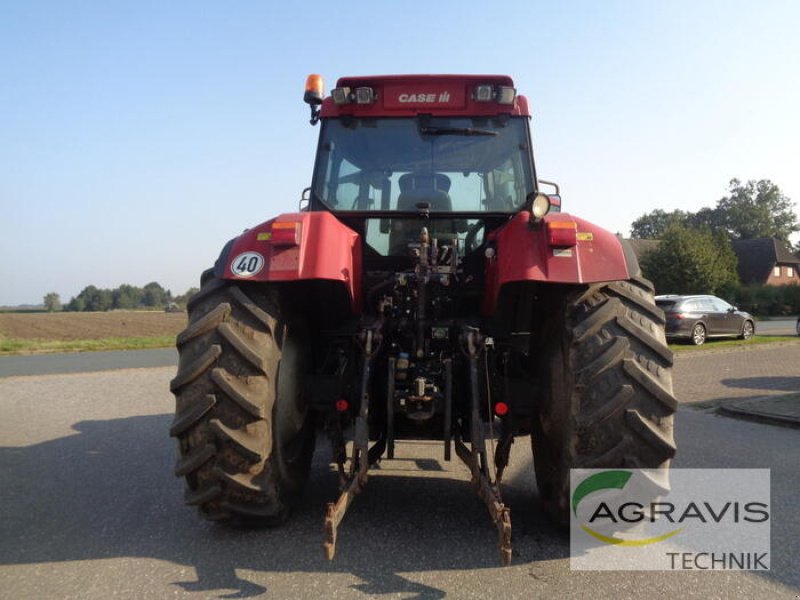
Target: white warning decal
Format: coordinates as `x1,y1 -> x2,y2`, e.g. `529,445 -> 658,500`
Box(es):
231,252 -> 265,277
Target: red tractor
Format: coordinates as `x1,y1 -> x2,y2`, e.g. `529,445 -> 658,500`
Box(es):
170,74 -> 676,564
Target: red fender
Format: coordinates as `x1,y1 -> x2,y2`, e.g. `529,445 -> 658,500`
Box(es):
483,212 -> 632,314
218,212 -> 362,313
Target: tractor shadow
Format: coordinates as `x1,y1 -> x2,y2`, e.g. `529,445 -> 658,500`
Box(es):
0,414 -> 564,598
721,376 -> 800,393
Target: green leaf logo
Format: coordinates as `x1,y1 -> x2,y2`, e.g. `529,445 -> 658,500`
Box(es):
572,470 -> 633,516
572,470 -> 682,546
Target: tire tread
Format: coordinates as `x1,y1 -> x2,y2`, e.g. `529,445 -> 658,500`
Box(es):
171,276 -> 312,526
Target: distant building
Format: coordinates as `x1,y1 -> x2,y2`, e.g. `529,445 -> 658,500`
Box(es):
624,236 -> 800,286
731,238 -> 800,286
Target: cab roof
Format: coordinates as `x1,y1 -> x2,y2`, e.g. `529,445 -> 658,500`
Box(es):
319,74 -> 530,119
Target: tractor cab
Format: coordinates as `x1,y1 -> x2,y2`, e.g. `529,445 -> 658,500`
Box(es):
303,75 -> 553,261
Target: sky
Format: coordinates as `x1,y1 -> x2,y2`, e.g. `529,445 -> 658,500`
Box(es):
2,0 -> 799,305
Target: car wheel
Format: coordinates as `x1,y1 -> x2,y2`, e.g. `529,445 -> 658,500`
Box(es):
691,323 -> 706,346
740,320 -> 754,340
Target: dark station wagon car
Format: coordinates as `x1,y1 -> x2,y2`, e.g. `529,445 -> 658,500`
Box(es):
655,294 -> 755,345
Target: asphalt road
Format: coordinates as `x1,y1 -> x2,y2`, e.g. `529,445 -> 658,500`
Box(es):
672,342 -> 800,404
0,348 -> 177,378
754,318 -> 799,336
1,358 -> 798,599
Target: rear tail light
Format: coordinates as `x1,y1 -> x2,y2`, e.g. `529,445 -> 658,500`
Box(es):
546,221 -> 578,247
269,221 -> 302,246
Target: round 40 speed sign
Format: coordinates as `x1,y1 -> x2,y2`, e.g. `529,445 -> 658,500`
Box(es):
230,252 -> 265,277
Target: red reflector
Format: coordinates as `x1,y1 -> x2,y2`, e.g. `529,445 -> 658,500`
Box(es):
270,221 -> 301,246
335,399 -> 349,412
546,221 -> 577,247
494,402 -> 509,416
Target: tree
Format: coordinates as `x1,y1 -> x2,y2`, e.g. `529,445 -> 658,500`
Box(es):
112,284 -> 143,310
43,292 -> 61,312
70,285 -> 113,312
64,282 -> 174,311
630,179 -> 798,244
64,296 -> 85,312
714,179 -> 799,243
640,224 -> 739,295
687,206 -> 724,231
629,209 -> 690,239
173,287 -> 200,307
142,282 -> 170,308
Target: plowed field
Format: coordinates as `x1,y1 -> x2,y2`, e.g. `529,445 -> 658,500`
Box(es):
0,311 -> 186,341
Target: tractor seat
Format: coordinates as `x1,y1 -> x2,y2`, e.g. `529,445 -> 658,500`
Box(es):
396,173 -> 452,212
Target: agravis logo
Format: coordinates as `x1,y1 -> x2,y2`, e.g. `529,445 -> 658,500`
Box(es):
570,469 -> 771,571
572,470 -> 683,546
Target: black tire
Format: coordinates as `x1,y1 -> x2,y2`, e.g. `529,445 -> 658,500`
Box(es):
690,322 -> 706,346
170,273 -> 315,525
532,276 -> 677,526
740,320 -> 754,340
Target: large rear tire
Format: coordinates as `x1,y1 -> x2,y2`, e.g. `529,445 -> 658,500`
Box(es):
170,273 -> 315,525
532,276 -> 677,526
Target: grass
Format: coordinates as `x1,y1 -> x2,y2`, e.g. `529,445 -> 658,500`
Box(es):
669,335 -> 800,353
0,335 -> 176,355
0,311 -> 184,355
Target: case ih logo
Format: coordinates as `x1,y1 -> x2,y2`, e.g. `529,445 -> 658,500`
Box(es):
384,85 -> 464,109
397,91 -> 451,103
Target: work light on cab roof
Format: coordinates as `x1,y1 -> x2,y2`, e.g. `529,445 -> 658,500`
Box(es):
473,83 -> 516,104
